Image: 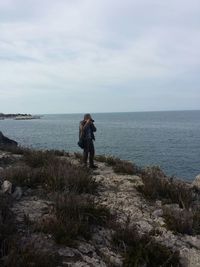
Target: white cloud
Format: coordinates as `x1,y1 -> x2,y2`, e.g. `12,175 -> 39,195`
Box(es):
0,0 -> 200,113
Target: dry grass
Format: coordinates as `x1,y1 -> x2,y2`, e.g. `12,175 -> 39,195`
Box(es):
2,153 -> 97,193
23,150 -> 63,168
163,206 -> 200,235
2,243 -> 60,267
139,166 -> 193,209
74,152 -> 83,160
95,155 -> 119,166
38,193 -> 110,245
193,210 -> 200,235
95,155 -> 140,175
112,223 -> 180,267
163,207 -> 193,235
0,144 -> 27,155
139,166 -> 200,235
0,194 -> 16,264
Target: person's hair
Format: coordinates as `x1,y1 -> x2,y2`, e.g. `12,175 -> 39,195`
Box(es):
84,113 -> 91,120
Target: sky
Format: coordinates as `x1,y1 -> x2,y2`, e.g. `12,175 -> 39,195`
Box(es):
0,0 -> 200,114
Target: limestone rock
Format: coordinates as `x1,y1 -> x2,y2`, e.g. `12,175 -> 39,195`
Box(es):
152,209 -> 163,218
0,131 -> 18,146
193,174 -> 200,189
58,247 -> 75,257
1,180 -> 12,194
78,243 -> 95,254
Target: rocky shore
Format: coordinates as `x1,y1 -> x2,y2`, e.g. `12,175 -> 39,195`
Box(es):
0,134 -> 200,266
0,113 -> 40,120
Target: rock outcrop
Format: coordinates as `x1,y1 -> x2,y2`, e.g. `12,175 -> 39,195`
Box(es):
193,174 -> 200,190
0,131 -> 18,146
0,148 -> 200,267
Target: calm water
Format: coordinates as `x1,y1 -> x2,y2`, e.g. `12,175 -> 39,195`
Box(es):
0,111 -> 200,181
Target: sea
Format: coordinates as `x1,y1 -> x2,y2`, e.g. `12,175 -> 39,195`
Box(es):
0,110 -> 200,181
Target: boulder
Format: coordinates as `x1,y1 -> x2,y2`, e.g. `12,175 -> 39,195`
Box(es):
0,131 -> 18,147
1,180 -> 22,200
192,174 -> 200,189
2,180 -> 12,194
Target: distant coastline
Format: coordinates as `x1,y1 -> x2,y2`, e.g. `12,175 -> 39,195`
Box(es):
0,113 -> 41,120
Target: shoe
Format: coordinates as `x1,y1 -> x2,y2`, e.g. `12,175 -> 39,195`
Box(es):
89,165 -> 98,169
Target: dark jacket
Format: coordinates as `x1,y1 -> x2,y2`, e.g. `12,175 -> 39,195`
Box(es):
79,121 -> 96,141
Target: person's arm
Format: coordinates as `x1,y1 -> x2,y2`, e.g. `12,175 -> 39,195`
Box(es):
91,123 -> 97,132
82,120 -> 91,130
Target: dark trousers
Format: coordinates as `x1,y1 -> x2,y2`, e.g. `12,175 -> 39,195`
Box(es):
83,139 -> 95,166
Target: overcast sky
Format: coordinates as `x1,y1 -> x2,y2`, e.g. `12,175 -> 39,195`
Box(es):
0,0 -> 200,114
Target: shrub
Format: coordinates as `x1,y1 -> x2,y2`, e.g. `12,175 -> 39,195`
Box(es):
163,207 -> 193,235
0,145 -> 28,155
193,209 -> 200,235
2,157 -> 97,194
0,195 -> 16,263
163,206 -> 200,235
95,155 -> 140,175
74,152 -> 83,160
39,159 -> 97,193
139,166 -> 193,209
112,223 -> 180,267
0,156 -> 16,167
23,150 -> 56,168
95,155 -> 121,166
3,243 -> 60,267
2,165 -> 42,188
47,149 -> 68,157
39,193 -> 110,245
113,160 -> 139,175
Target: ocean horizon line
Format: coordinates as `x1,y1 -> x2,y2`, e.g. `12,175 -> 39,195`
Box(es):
36,109 -> 200,116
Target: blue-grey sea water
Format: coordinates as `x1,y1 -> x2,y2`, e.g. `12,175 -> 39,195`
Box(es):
0,111 -> 200,181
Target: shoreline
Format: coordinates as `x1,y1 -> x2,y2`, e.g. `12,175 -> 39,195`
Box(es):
0,113 -> 41,120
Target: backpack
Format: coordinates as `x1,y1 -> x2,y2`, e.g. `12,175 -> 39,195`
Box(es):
78,121 -> 85,149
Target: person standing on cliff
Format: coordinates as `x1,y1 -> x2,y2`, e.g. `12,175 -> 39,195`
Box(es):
79,114 -> 98,169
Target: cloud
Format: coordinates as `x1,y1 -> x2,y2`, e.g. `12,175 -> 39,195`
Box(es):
0,0 -> 200,113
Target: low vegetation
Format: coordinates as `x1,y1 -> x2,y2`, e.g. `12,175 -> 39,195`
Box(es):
139,166 -> 193,209
1,145 -> 199,264
0,148 -> 109,265
95,155 -> 141,175
138,166 -> 200,235
163,206 -> 200,235
2,243 -> 61,267
3,151 -> 97,193
0,194 -> 16,266
0,144 -> 28,155
38,193 -> 110,245
112,222 -> 180,267
23,149 -> 69,168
